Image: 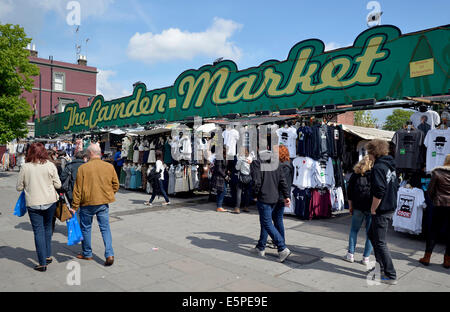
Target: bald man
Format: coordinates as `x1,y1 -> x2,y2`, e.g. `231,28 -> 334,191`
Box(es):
71,143 -> 119,266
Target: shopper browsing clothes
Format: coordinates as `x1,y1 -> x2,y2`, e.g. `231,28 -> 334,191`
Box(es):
16,143 -> 61,272
145,150 -> 171,206
233,148 -> 254,214
419,154 -> 450,269
366,139 -> 398,285
71,143 -> 119,266
251,146 -> 291,262
344,155 -> 373,265
211,149 -> 231,212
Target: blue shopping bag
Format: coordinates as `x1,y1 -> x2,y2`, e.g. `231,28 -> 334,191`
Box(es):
66,211 -> 83,246
13,191 -> 27,217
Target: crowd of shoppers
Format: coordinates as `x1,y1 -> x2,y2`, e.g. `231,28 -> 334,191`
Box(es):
13,137 -> 450,283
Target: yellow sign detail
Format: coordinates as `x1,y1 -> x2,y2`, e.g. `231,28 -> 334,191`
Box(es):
410,58 -> 434,78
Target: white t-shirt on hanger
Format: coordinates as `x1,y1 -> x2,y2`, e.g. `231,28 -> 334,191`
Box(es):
292,156 -> 315,189
423,128 -> 450,172
222,128 -> 240,157
276,127 -> 298,158
410,110 -> 441,129
393,187 -> 426,235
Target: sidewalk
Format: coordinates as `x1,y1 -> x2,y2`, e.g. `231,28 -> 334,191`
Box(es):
0,170 -> 448,292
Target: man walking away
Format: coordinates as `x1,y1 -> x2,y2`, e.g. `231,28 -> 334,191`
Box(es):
251,148 -> 291,262
366,139 -> 398,285
71,143 -> 119,266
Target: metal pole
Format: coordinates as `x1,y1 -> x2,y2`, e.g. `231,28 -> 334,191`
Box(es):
39,73 -> 42,119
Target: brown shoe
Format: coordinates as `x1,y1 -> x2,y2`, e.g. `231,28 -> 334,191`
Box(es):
76,254 -> 93,261
232,208 -> 240,214
443,255 -> 450,269
104,256 -> 114,266
419,252 -> 432,266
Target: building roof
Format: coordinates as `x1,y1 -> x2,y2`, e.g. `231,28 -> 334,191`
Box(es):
341,124 -> 394,141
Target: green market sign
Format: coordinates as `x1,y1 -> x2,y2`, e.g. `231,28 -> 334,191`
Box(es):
36,25 -> 450,136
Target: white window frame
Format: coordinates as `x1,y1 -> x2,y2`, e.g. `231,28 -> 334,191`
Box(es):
58,98 -> 74,113
53,72 -> 65,92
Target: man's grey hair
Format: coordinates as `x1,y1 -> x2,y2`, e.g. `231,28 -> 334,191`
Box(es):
87,143 -> 102,156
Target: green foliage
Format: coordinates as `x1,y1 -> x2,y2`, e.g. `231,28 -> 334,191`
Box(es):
354,110 -> 378,128
0,23 -> 39,144
382,109 -> 414,131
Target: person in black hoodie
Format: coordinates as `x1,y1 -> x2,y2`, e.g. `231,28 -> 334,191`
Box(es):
250,146 -> 291,263
366,139 -> 399,285
60,151 -> 88,204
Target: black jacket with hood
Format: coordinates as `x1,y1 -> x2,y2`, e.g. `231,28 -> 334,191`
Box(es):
60,159 -> 85,202
251,156 -> 289,205
370,155 -> 399,214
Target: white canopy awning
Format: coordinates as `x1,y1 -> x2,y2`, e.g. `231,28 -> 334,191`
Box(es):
341,124 -> 394,141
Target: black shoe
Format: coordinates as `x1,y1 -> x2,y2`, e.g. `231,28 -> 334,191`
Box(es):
46,257 -> 53,264
34,265 -> 47,272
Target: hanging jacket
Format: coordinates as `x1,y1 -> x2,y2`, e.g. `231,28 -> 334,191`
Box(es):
371,155 -> 399,214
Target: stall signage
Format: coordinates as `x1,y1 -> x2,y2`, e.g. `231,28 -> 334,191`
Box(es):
36,25 -> 450,136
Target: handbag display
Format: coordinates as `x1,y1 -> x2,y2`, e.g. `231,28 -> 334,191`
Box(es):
55,194 -> 73,222
13,191 -> 27,217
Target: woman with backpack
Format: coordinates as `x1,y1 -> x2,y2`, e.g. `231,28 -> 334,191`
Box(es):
344,155 -> 374,265
145,150 -> 170,206
233,148 -> 254,214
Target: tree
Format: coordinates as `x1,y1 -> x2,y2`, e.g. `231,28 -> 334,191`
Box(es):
383,109 -> 414,131
354,110 -> 378,128
0,23 -> 39,144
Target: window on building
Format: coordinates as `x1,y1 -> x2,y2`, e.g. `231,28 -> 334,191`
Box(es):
53,72 -> 65,91
58,98 -> 74,113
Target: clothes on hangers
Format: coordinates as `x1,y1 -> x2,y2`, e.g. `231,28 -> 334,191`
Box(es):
392,128 -> 425,171
276,126 -> 297,158
424,127 -> 450,172
393,186 -> 426,235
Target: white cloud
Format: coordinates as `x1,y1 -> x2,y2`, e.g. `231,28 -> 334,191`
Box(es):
324,42 -> 350,51
127,17 -> 243,64
96,69 -> 129,101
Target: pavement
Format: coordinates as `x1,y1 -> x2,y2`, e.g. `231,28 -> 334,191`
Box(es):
0,169 -> 449,292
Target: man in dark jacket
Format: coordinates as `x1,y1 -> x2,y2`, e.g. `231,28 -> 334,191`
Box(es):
366,139 -> 398,285
60,151 -> 87,204
251,149 -> 291,262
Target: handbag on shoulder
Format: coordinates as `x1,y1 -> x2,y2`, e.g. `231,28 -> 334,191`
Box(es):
55,194 -> 73,222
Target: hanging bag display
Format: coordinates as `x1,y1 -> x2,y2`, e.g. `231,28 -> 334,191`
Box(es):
66,211 -> 83,246
13,191 -> 27,217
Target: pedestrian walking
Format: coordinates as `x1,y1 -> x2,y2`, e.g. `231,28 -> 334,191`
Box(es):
113,145 -> 124,181
16,143 -> 61,272
251,146 -> 291,262
366,139 -> 398,285
419,154 -> 450,268
60,151 -> 88,204
71,143 -> 119,266
145,150 -> 171,206
344,155 -> 373,265
233,148 -> 254,214
211,150 -> 231,212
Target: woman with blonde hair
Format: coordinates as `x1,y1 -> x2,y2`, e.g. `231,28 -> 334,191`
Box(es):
344,155 -> 374,265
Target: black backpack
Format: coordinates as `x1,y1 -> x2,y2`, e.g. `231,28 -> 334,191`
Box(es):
147,167 -> 161,183
352,172 -> 372,210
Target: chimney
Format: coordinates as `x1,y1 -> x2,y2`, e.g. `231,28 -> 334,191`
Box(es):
27,43 -> 38,57
77,55 -> 87,66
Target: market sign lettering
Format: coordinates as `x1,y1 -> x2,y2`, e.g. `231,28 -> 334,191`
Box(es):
36,25 -> 450,136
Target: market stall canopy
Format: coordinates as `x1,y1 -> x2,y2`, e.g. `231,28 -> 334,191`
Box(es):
341,124 -> 394,141
128,123 -> 183,136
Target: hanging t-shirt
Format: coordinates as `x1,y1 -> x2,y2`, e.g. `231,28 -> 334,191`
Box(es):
357,140 -> 370,161
276,127 -> 298,158
423,128 -> 450,173
330,187 -> 345,212
309,189 -> 332,219
410,110 -> 441,129
292,187 -> 311,220
392,128 -> 424,171
292,156 -> 315,189
312,158 -> 335,188
222,128 -> 240,157
393,187 -> 426,235
296,126 -> 313,157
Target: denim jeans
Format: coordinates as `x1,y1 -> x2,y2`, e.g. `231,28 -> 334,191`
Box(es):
256,201 -> 286,252
273,202 -> 285,241
149,179 -> 170,203
79,204 -> 114,259
348,209 -> 373,257
27,203 -> 57,266
368,213 -> 397,279
216,185 -> 227,208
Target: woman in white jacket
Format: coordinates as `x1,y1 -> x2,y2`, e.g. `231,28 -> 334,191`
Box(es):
16,143 -> 61,272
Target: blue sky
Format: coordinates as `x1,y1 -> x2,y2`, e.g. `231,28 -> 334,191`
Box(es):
1,0 -> 449,126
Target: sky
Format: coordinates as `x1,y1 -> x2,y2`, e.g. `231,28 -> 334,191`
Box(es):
1,0 -> 449,127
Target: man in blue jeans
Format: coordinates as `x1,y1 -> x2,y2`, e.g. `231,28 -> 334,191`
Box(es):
250,149 -> 291,262
71,143 -> 119,266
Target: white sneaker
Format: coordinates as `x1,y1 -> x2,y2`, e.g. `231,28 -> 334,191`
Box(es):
361,256 -> 370,266
252,247 -> 265,257
344,252 -> 354,263
279,248 -> 291,263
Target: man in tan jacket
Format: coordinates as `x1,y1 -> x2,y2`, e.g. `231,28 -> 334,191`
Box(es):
72,143 -> 119,266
